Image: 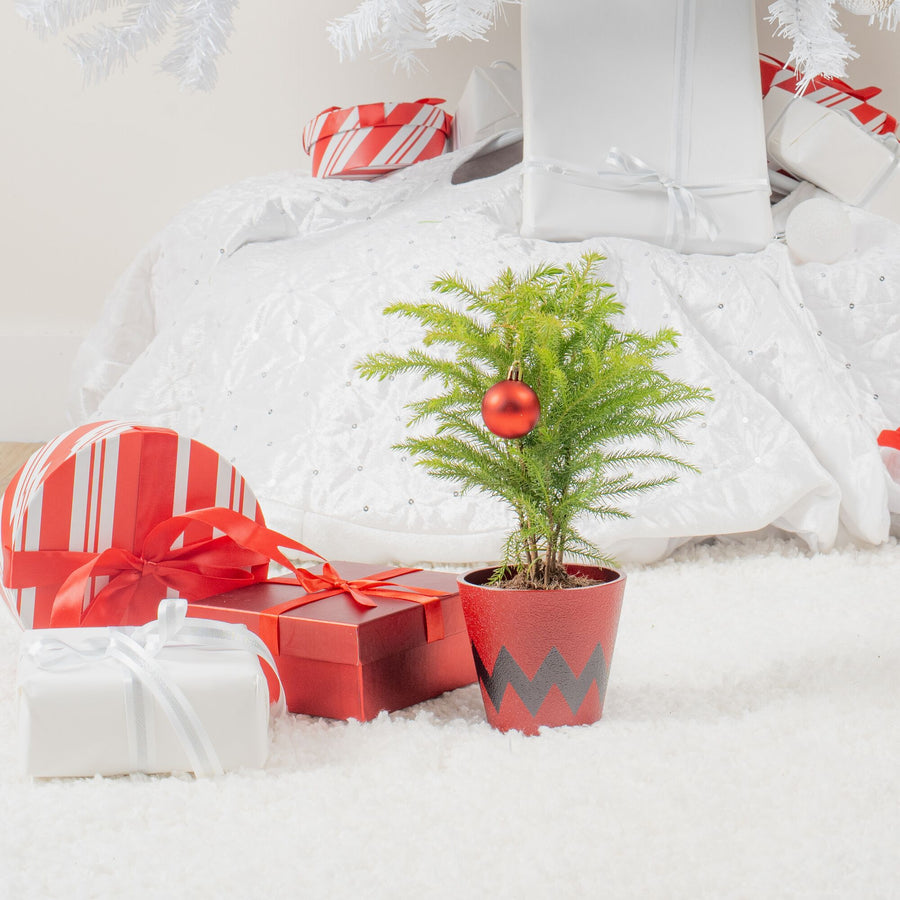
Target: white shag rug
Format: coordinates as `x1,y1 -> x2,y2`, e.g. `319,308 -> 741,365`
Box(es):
1,536 -> 898,899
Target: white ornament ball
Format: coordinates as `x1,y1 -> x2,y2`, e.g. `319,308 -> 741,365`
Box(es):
837,0 -> 893,15
785,198 -> 854,264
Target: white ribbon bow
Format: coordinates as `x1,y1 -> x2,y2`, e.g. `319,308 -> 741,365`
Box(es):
604,146 -> 719,245
524,152 -> 761,250
524,150 -> 771,251
28,599 -> 284,778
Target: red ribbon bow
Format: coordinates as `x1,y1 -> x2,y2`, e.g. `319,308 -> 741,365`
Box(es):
8,507 -> 448,648
8,507 -> 320,628
260,564 -> 447,654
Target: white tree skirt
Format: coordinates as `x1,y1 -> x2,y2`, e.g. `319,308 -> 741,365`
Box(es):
1,535 -> 897,898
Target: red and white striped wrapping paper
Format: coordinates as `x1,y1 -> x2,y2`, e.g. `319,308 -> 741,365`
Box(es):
301,98 -> 453,180
760,53 -> 897,136
0,422 -> 265,630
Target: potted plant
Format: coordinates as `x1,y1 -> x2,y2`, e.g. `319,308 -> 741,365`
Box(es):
357,253 -> 711,734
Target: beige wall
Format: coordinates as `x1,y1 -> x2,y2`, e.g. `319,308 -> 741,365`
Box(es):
0,1 -> 898,436
0,0 -> 523,337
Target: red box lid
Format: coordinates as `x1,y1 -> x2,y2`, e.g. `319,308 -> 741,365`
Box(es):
302,99 -> 452,151
188,562 -> 465,666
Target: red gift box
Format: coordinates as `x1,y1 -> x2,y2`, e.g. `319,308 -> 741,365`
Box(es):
301,98 -> 453,180
760,52 -> 897,136
188,562 -> 477,721
1,422 -> 273,629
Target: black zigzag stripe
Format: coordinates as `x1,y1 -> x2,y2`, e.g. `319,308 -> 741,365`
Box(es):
471,642 -> 608,716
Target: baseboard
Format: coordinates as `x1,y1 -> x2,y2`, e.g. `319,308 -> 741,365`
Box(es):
0,333 -> 83,442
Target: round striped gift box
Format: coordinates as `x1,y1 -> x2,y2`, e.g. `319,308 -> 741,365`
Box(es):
302,98 -> 453,180
0,421 -> 266,629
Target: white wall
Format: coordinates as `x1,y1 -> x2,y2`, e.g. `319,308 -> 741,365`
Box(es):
0,1 -> 898,439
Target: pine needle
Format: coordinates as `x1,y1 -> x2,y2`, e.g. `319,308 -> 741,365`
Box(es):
357,254 -> 712,588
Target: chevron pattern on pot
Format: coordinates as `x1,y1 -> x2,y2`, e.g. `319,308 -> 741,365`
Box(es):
471,642 -> 609,716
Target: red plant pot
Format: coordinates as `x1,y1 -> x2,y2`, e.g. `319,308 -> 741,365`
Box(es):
457,565 -> 625,735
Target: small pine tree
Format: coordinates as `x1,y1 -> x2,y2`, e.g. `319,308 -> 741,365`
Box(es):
357,252 -> 712,590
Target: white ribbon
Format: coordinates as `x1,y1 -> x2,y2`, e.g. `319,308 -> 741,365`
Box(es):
27,599 -> 284,778
671,0 -> 697,236
605,147 -> 719,245
524,152 -> 770,249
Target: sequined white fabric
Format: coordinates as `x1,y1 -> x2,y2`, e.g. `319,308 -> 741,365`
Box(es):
70,146 -> 900,566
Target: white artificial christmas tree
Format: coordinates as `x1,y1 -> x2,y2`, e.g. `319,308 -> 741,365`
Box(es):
16,0 -> 239,90
326,0 -> 434,72
327,0 -> 510,71
839,0 -> 894,14
767,0 -> 859,83
328,0 -> 900,84
767,0 -> 900,85
15,0 -> 900,89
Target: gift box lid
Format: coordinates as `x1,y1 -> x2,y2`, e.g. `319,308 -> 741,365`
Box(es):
302,98 -> 452,153
1,421 -> 266,629
188,562 -> 466,666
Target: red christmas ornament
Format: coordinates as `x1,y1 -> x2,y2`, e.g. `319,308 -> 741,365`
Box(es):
482,368 -> 541,439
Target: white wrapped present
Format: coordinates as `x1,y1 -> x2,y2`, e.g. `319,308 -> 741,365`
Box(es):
452,61 -> 523,150
764,89 -> 900,226
17,599 -> 282,778
521,0 -> 774,254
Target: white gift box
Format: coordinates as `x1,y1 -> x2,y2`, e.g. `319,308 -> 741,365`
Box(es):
452,61 -> 523,150
17,600 -> 281,778
521,0 -> 774,254
764,89 -> 900,225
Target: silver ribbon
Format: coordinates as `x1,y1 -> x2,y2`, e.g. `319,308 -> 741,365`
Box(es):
606,147 -> 718,244
524,151 -> 770,248
671,0 -> 697,247
27,599 -> 284,778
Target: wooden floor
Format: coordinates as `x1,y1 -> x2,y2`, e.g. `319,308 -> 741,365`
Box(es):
0,443 -> 42,495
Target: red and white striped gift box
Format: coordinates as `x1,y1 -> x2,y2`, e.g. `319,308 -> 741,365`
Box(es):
760,53 -> 897,136
0,422 -> 266,630
301,98 -> 453,180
